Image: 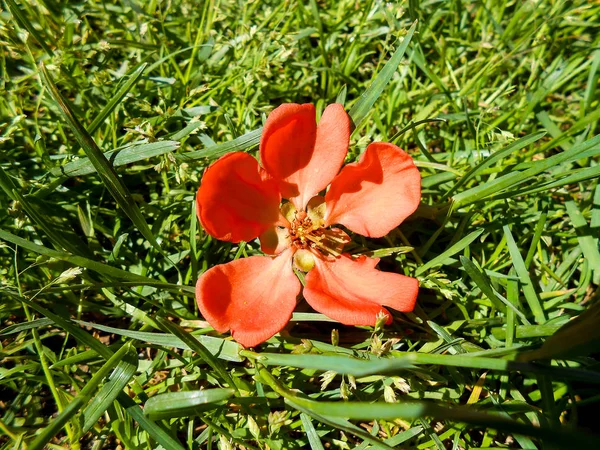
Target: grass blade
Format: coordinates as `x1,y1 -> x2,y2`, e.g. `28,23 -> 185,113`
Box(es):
520,302 -> 600,361
0,228 -> 155,283
444,131 -> 546,199
460,256 -> 507,314
144,388 -> 235,420
504,225 -> 546,324
453,134 -> 600,207
259,368 -> 600,448
565,200 -> 600,281
51,140 -> 180,177
10,190 -> 93,258
300,413 -> 326,450
10,294 -> 185,450
416,229 -> 484,276
78,347 -> 138,435
348,21 -> 417,129
155,316 -> 240,390
178,127 -> 262,161
39,64 -> 162,253
27,342 -> 135,450
243,351 -> 600,383
88,64 -> 148,135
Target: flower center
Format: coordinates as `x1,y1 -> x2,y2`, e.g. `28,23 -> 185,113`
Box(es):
289,212 -> 324,250
281,197 -> 350,266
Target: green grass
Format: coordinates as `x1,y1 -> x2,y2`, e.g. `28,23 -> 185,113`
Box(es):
1,0 -> 599,448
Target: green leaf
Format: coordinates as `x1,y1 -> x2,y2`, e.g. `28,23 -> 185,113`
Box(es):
460,256 -> 507,314
0,228 -> 154,283
1,317 -> 242,362
565,200 -> 600,279
11,190 -> 93,258
144,388 -> 235,420
4,0 -> 55,56
287,400 -> 395,450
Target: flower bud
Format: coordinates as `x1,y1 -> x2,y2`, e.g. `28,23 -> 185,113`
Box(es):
293,249 -> 315,272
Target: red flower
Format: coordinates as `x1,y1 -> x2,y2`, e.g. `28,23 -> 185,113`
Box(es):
195,104 -> 421,347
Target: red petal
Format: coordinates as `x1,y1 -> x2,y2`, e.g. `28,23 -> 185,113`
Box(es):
261,104 -> 350,210
196,152 -> 281,243
324,142 -> 421,238
303,254 -> 418,325
195,250 -> 300,347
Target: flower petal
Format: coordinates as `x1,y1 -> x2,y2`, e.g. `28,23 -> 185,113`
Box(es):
261,103 -> 350,210
303,254 -> 418,325
324,142 -> 421,238
196,152 -> 281,243
196,250 -> 300,348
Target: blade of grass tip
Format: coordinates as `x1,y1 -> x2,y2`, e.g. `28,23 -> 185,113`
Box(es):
415,229 -> 484,276
525,208 -> 548,269
566,200 -> 600,283
503,225 -> 546,324
39,64 -> 163,255
300,413 -> 326,450
335,85 -> 347,105
27,342 -> 135,450
155,316 -> 240,393
258,367 -> 600,447
78,346 -> 139,436
444,131 -> 546,200
144,389 -> 235,420
12,293 -> 185,450
348,20 -> 417,129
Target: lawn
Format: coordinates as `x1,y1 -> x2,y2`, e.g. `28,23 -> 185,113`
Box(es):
1,0 -> 600,449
